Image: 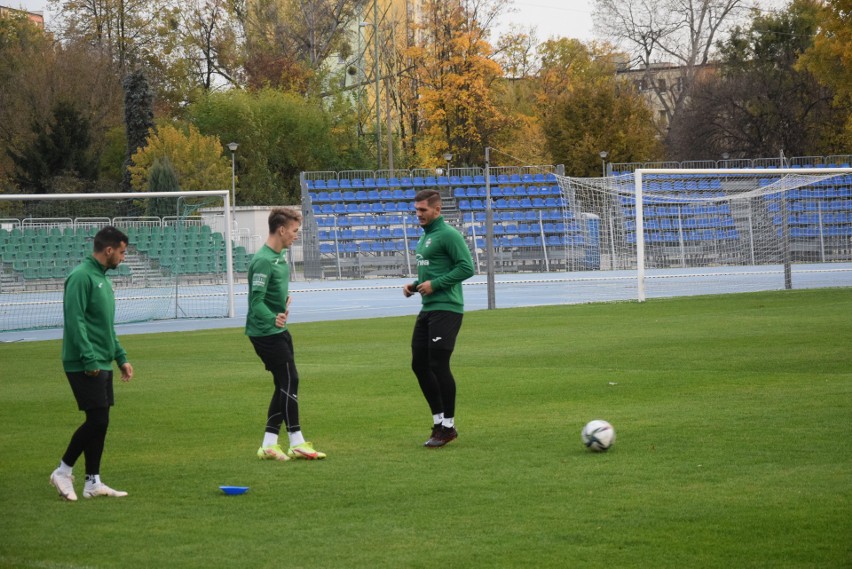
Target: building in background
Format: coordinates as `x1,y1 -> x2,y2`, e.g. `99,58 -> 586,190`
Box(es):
0,4 -> 45,28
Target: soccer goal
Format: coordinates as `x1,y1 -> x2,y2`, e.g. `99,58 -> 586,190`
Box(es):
0,191 -> 237,332
556,167 -> 852,301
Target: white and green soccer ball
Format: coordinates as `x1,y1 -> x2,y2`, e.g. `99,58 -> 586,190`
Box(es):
581,420 -> 615,452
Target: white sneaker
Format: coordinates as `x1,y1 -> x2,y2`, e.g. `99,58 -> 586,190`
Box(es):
50,469 -> 77,501
83,482 -> 128,499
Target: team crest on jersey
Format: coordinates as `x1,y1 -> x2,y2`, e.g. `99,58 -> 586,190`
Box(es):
252,273 -> 267,288
425,237 -> 432,248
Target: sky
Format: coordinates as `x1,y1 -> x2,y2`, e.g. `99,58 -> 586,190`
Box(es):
8,0 -> 598,44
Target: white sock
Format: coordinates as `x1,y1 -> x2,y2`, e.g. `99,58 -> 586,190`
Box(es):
442,417 -> 455,428
262,432 -> 279,447
57,461 -> 73,476
85,474 -> 101,487
288,431 -> 306,447
433,413 -> 444,425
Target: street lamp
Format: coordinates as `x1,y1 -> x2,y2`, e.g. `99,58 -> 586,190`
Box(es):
599,150 -> 608,178
443,152 -> 453,176
227,142 -> 238,226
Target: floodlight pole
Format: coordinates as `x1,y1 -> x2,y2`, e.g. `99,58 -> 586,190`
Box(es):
373,0 -> 381,171
485,147 -> 496,309
227,142 -> 238,230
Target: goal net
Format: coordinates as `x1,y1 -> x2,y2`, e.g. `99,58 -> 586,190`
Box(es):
555,167 -> 852,300
0,191 -> 236,332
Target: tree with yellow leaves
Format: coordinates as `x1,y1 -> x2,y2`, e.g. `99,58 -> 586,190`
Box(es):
406,0 -> 514,167
127,123 -> 232,192
797,0 -> 852,147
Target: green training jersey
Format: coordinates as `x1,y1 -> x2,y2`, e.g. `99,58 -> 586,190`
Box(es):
411,216 -> 475,313
62,255 -> 128,372
245,244 -> 290,337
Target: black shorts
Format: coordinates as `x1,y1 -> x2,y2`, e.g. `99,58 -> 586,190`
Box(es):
249,331 -> 296,373
412,310 -> 464,352
66,370 -> 114,411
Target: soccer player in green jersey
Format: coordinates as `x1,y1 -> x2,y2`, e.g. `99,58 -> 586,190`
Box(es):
247,208 -> 325,461
50,226 -> 134,501
404,189 -> 475,448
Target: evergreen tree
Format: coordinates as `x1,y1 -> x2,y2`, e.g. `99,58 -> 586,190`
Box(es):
146,156 -> 181,217
9,100 -> 98,193
122,69 -> 155,192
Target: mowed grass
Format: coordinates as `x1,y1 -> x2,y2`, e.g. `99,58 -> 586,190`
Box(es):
1,288 -> 850,569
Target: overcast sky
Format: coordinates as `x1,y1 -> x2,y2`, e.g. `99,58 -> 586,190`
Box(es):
7,0 -> 794,49
8,0 -> 598,43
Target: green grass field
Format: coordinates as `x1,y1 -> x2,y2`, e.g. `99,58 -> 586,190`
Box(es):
1,288 -> 850,568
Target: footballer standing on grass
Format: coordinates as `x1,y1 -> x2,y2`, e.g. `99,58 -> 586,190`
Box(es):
50,226 -> 134,501
404,189 -> 475,448
247,207 -> 326,461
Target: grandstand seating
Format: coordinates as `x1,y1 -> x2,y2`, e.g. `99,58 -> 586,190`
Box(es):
0,223 -> 243,284
301,168 -> 600,276
766,175 -> 852,258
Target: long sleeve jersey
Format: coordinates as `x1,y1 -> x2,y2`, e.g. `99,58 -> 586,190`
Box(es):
61,255 -> 128,372
412,216 -> 475,313
245,244 -> 290,337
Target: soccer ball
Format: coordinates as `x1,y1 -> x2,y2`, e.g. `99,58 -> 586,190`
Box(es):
581,420 -> 615,452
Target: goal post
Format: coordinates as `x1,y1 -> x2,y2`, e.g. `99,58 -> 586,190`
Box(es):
634,168 -> 852,301
555,167 -> 852,302
0,190 -> 237,332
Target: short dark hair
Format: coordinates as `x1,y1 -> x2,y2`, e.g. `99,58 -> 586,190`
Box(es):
269,207 -> 302,234
414,189 -> 441,206
93,226 -> 129,252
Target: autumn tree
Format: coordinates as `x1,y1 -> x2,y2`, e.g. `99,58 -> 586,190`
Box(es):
47,0 -> 167,76
1,15 -> 123,191
152,0 -> 243,104
406,0 -> 513,167
593,0 -> 750,140
188,89 -> 360,204
540,49 -> 662,176
667,0 -> 846,159
238,0 -> 361,92
127,123 -> 230,191
797,0 -> 852,147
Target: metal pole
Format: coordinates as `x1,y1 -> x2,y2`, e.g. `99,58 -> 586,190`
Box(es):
230,151 -> 236,227
374,0 -> 381,171
635,171 -> 646,302
485,147 -> 496,309
781,191 -> 792,289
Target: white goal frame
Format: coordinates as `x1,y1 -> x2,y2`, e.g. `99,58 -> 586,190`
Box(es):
0,190 -> 237,317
